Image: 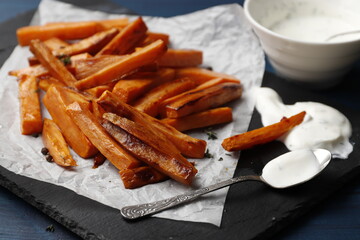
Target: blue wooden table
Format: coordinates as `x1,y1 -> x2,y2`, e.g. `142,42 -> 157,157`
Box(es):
0,1 -> 360,239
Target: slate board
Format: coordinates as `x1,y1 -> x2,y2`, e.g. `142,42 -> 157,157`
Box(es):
1,1 -> 360,240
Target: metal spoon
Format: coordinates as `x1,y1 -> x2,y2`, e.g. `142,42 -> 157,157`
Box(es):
120,149 -> 331,220
324,29 -> 360,42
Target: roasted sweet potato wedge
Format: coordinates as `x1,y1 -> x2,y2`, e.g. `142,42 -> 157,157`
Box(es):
9,64 -> 49,78
75,40 -> 167,90
159,77 -> 240,117
18,75 -> 43,135
222,111 -> 307,151
163,82 -> 242,118
162,107 -> 233,132
38,76 -> 66,92
72,55 -> 124,80
29,39 -> 77,87
97,17 -> 148,55
53,28 -> 119,56
119,166 -> 168,189
42,118 -> 77,167
133,77 -> 196,117
103,120 -> 197,185
158,49 -> 203,67
97,91 -> 207,158
66,101 -> 142,170
176,67 -> 240,85
17,18 -> 129,46
43,86 -> 98,158
140,32 -> 170,47
112,67 -> 175,103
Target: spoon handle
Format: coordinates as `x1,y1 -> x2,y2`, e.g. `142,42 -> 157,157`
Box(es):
120,175 -> 262,219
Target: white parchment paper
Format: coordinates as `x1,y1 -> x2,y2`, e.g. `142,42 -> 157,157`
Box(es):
0,0 -> 264,226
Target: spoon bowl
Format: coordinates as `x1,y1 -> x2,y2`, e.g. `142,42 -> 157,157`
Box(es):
121,149 -> 332,219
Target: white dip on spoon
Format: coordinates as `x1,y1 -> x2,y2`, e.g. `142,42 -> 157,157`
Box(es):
254,87 -> 353,159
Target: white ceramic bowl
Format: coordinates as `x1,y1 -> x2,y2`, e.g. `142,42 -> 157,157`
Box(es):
244,0 -> 360,87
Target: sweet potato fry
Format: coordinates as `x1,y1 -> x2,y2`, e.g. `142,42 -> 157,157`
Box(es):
140,32 -> 170,46
43,86 -> 98,158
17,21 -> 100,46
158,49 -> 203,67
163,82 -> 242,118
72,55 -> 124,80
161,107 -> 233,132
53,28 -> 119,56
112,68 -> 175,103
38,76 -> 66,92
159,77 -> 240,117
103,120 -> 197,185
17,18 -> 129,46
42,118 -> 77,167
18,75 -> 42,135
97,91 -> 206,158
66,101 -> 142,170
134,77 -> 196,117
222,111 -> 307,151
9,64 -> 49,78
176,67 -> 240,85
92,152 -> 107,169
119,166 -> 168,189
85,85 -> 113,98
29,39 -> 77,87
103,112 -> 182,159
75,39 -> 167,90
97,17 -> 148,56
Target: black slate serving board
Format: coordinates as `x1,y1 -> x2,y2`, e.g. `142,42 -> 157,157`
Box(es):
1,1 -> 359,239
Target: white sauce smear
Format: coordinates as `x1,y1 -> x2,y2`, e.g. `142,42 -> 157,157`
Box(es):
261,149 -> 320,188
255,87 -> 353,159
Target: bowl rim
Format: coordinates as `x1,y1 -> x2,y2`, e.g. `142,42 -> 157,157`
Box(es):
243,0 -> 360,46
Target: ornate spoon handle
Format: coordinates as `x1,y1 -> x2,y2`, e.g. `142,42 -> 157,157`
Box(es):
120,175 -> 262,219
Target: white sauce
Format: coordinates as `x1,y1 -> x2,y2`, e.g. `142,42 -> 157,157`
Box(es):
255,87 -> 353,159
270,15 -> 357,42
261,149 -> 321,188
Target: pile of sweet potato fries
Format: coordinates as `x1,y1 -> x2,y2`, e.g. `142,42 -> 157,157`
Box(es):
11,17 -> 247,188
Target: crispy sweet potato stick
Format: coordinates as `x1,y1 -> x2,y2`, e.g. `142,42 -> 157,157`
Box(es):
42,118 -> 77,167
159,77 -> 240,117
18,75 -> 43,135
163,82 -> 242,118
43,86 -> 98,158
75,40 -> 167,90
140,32 -> 170,46
103,120 -> 197,185
97,17 -> 148,56
112,68 -> 175,103
9,64 -> 49,78
119,166 -> 168,189
158,49 -> 203,67
72,55 -> 124,80
134,77 -> 196,117
162,107 -> 233,132
38,76 -> 66,92
53,28 -> 119,56
222,111 -> 307,151
29,39 -> 77,87
17,22 -> 100,46
17,18 -> 129,46
97,91 -> 207,158
176,67 -> 240,85
92,152 -> 107,169
103,112 -> 182,159
66,101 -> 142,170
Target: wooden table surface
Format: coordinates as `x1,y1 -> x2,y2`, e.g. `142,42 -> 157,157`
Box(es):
0,0 -> 360,239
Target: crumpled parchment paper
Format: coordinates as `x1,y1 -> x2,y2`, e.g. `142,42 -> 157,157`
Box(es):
0,0 -> 264,226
